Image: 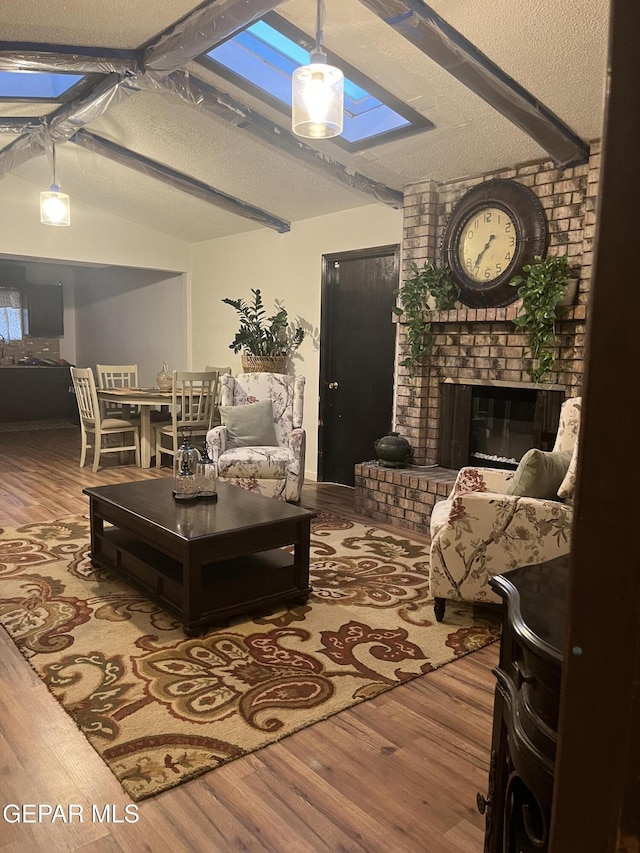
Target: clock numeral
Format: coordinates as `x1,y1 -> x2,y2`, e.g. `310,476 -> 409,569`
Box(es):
467,229 -> 474,240
505,222 -> 512,232
483,211 -> 492,223
484,268 -> 491,279
465,257 -> 472,269
509,236 -> 515,247
496,263 -> 502,273
505,252 -> 511,261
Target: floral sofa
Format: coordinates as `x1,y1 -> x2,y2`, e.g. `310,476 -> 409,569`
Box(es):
206,372 -> 306,502
429,396 -> 581,621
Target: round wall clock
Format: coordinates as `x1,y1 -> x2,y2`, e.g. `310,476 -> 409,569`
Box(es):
441,178 -> 548,308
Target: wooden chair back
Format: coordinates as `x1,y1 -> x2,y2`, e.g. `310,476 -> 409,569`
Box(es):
71,366 -> 100,426
96,364 -> 139,390
155,371 -> 218,466
204,365 -> 231,423
96,363 -> 139,417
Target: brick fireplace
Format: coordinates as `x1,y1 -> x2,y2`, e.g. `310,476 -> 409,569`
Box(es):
354,143 -> 598,533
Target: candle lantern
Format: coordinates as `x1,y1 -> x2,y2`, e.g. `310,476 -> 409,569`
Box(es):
173,427 -> 199,501
196,440 -> 218,501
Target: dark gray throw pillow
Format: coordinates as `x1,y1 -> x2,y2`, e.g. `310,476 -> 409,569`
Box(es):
219,400 -> 278,448
506,448 -> 573,500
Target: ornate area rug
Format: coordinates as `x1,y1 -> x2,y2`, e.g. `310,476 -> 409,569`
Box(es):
0,512 -> 500,801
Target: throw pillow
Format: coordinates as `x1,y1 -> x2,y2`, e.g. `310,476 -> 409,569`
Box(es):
219,400 -> 278,448
558,438 -> 579,500
506,448 -> 573,500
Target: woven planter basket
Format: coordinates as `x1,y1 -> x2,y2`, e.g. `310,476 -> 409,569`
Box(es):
241,354 -> 287,374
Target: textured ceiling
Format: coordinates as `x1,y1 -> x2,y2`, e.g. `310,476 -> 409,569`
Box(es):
0,0 -> 611,243
0,0 -> 199,49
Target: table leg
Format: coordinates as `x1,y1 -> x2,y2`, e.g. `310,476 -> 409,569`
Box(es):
88,498 -> 103,567
139,407 -> 153,468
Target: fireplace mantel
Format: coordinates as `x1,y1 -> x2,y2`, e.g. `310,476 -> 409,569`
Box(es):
443,377 -> 565,392
392,304 -> 587,325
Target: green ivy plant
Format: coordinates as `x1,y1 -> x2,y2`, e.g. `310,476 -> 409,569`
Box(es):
222,289 -> 304,356
510,253 -> 573,382
393,260 -> 460,377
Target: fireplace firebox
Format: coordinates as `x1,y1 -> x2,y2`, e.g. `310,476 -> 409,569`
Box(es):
438,382 -> 564,470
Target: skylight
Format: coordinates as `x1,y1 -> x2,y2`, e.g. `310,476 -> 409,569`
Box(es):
204,18 -> 430,149
0,71 -> 85,100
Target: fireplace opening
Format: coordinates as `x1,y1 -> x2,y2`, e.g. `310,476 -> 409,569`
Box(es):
470,386 -> 537,469
438,382 -> 564,471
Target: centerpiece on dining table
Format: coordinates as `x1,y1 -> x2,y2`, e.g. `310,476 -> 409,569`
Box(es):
155,361 -> 173,391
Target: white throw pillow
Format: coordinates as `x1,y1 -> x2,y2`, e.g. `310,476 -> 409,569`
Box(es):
219,400 -> 277,448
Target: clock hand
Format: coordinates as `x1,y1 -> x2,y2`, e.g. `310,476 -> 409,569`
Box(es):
473,233 -> 496,268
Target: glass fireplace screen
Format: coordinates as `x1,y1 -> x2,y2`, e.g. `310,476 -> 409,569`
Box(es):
438,383 -> 564,470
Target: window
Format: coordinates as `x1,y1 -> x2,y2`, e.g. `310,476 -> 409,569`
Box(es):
0,71 -> 85,100
201,14 -> 433,151
0,289 -> 23,341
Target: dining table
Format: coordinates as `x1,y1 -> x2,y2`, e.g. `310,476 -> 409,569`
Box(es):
97,387 -> 173,468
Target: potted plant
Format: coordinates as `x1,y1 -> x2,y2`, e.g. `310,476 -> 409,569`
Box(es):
393,260 -> 460,377
509,253 -> 578,383
222,288 -> 304,372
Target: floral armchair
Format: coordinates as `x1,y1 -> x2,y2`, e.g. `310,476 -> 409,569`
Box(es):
206,372 -> 306,502
429,396 -> 581,621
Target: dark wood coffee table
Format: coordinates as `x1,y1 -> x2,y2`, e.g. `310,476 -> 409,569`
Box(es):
83,479 -> 314,636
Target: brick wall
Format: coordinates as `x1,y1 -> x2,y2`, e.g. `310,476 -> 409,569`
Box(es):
354,143 -> 599,533
397,142 -> 599,466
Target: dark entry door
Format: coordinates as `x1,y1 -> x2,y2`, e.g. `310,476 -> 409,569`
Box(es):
319,245 -> 399,486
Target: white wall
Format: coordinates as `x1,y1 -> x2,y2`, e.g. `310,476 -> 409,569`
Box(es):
74,268 -> 187,386
0,173 -> 192,378
0,174 -> 190,273
190,203 -> 403,479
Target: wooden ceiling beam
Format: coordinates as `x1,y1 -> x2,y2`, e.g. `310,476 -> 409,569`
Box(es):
166,72 -> 404,208
72,129 -> 291,233
143,0 -> 287,74
0,0 -> 287,179
358,0 -> 590,168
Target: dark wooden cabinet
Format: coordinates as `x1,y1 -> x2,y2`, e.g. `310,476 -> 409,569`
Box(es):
24,283 -> 64,337
0,366 -> 75,422
479,557 -> 569,852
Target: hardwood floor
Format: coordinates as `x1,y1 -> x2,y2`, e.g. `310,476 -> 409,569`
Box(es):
0,425 -> 498,852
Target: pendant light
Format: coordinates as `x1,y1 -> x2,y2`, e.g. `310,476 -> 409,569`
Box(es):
292,0 -> 344,139
40,142 -> 70,227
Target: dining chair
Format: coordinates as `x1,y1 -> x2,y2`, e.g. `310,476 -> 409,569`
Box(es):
96,363 -> 139,419
204,365 -> 231,426
70,366 -> 141,472
154,370 -> 219,468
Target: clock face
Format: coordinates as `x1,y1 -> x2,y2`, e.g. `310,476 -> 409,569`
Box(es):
458,206 -> 518,284
442,179 -> 548,308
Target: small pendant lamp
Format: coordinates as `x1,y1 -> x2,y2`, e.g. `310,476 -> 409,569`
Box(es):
292,0 -> 344,139
40,142 -> 70,227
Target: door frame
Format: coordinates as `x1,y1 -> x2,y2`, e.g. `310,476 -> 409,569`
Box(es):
317,243 -> 399,482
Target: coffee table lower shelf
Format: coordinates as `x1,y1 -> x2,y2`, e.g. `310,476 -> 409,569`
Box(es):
91,526 -> 311,636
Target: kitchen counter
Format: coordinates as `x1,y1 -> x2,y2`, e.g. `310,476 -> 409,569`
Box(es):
0,363 -> 69,368
0,364 -> 77,422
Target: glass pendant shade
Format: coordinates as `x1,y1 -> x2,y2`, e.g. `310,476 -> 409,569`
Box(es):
292,54 -> 344,139
40,184 -> 70,226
